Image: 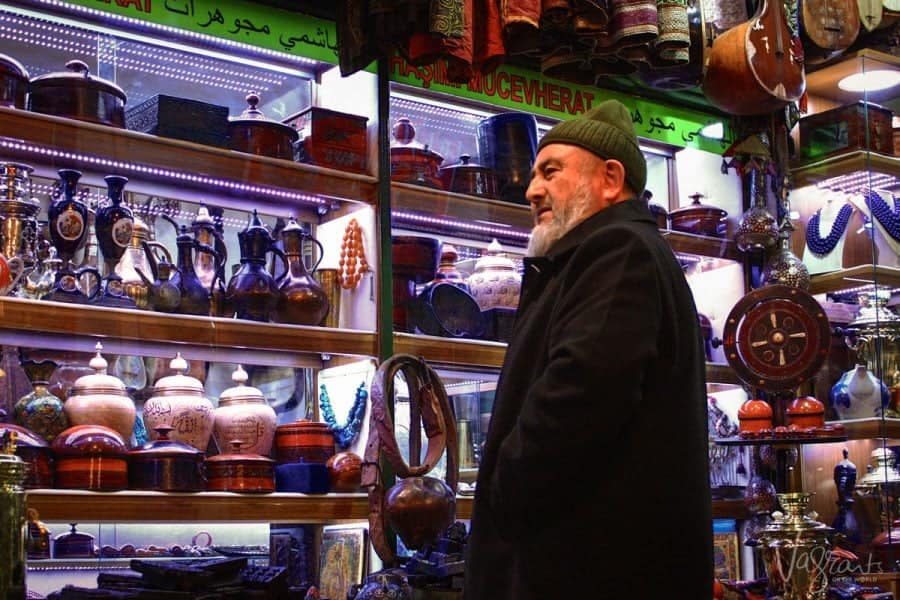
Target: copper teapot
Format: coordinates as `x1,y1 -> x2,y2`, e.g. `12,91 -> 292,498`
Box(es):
271,217 -> 329,326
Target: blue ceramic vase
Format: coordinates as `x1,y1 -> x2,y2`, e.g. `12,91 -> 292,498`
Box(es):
829,364 -> 890,420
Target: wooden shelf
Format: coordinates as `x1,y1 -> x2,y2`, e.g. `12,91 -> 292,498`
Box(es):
827,417 -> 900,440
712,498 -> 749,520
391,182 -> 533,233
808,265 -> 900,295
395,332 -> 739,384
791,150 -> 900,189
25,490 -> 472,523
661,230 -> 740,262
0,297 -> 376,363
0,107 -> 377,213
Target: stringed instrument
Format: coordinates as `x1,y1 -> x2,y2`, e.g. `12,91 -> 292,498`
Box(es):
702,0 -> 805,115
858,0 -> 883,31
800,0 -> 860,63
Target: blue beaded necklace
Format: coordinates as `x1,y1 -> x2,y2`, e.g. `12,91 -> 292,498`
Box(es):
319,381 -> 368,449
864,189 -> 900,242
805,203 -> 853,256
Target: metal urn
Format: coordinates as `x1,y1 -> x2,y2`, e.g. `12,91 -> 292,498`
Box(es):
0,430 -> 27,599
757,492 -> 833,599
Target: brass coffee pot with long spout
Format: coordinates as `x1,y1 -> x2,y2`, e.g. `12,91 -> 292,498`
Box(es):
114,216 -> 172,309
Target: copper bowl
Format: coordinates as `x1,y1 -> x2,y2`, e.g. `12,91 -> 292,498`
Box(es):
128,426 -> 205,492
51,424 -> 128,490
206,441 -> 275,493
228,92 -> 298,161
439,154 -> 499,199
668,193 -> 728,238
0,53 -> 28,109
28,60 -> 126,128
0,422 -> 52,488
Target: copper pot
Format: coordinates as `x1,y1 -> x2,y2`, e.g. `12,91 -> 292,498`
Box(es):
385,475 -> 456,550
439,154 -> 499,199
228,92 -> 298,160
0,53 -> 28,109
28,60 -> 126,128
128,426 -> 205,492
205,441 -> 275,493
668,192 -> 728,238
51,424 -> 128,490
0,423 -> 52,488
390,118 -> 444,189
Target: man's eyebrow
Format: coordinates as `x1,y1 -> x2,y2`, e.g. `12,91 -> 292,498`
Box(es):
531,157 -> 561,177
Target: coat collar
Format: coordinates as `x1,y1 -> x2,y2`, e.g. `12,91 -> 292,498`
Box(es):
541,198 -> 655,263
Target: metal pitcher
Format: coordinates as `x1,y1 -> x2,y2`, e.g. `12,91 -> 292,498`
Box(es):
114,216 -> 172,309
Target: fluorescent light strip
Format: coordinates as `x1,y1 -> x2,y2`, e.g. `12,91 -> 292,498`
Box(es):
0,140 -> 329,206
393,210 -> 530,240
816,172 -> 898,194
1,2 -> 319,76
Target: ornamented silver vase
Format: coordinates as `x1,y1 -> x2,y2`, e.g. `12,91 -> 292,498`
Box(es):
761,219 -> 810,290
735,166 -> 779,252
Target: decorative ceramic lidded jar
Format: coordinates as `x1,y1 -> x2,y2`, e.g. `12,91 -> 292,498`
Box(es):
467,239 -> 521,310
143,353 -> 214,452
63,343 -> 135,443
214,365 -> 276,457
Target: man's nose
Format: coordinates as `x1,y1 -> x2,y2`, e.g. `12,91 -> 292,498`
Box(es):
525,177 -> 542,205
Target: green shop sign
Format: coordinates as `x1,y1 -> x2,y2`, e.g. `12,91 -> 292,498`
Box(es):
389,56 -> 730,154
59,0 -> 339,63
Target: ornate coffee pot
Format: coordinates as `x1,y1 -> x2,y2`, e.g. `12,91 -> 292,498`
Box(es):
162,215 -> 220,316
225,210 -> 288,322
0,162 -> 40,269
94,175 -> 135,308
190,205 -> 227,292
272,217 -> 329,326
19,247 -> 61,300
114,216 -> 172,309
44,169 -> 102,304
135,258 -> 182,313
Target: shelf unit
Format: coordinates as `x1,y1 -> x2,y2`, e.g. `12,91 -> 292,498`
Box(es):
808,265 -> 900,295
791,150 -> 899,189
0,107 -> 377,220
25,490 -> 473,523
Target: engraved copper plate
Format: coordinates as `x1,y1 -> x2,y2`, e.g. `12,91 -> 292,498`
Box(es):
722,285 -> 831,392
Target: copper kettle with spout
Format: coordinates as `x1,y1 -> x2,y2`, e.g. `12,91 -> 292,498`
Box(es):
114,216 -> 172,309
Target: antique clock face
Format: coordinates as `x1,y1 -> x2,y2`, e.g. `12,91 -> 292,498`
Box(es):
722,285 -> 831,392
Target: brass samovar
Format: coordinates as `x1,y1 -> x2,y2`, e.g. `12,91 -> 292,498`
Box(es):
757,492 -> 832,600
844,289 -> 900,388
0,163 -> 40,269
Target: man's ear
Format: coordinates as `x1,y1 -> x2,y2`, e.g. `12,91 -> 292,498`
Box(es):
593,158 -> 627,203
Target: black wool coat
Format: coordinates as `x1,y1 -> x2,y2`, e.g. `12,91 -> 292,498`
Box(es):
464,199 -> 713,599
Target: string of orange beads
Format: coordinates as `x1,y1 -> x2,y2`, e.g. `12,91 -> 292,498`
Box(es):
339,218 -> 368,290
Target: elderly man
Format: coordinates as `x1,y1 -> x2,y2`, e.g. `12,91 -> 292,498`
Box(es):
465,99 -> 713,599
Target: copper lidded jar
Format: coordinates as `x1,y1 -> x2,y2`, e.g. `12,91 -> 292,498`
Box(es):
143,353 -> 215,452
63,343 -> 136,443
228,92 -> 298,161
389,118 -> 444,189
28,60 -> 127,128
439,154 -> 499,199
214,365 -> 277,457
128,425 -> 205,492
0,53 -> 28,109
0,423 -> 52,488
668,192 -> 728,238
205,441 -> 275,493
51,424 -> 129,491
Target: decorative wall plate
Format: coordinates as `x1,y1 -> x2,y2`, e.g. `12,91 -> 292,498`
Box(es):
722,285 -> 831,392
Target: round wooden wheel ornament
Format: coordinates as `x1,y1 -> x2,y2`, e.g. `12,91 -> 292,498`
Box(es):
722,284 -> 831,392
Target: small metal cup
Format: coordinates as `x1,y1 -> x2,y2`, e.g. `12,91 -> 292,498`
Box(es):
314,268 -> 341,328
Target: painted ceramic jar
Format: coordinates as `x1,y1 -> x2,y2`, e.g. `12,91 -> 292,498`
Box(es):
830,364 -> 890,420
143,353 -> 214,452
63,343 -> 135,443
467,239 -> 521,310
14,358 -> 68,442
214,365 -> 276,457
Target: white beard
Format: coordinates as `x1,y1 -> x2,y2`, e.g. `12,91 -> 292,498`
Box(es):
526,180 -> 594,257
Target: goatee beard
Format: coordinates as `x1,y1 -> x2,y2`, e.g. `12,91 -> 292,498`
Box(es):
526,182 -> 593,257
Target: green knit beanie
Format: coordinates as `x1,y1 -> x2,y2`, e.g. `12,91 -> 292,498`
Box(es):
537,99 -> 646,195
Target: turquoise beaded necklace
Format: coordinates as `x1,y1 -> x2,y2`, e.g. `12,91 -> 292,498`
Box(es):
319,381 -> 368,449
